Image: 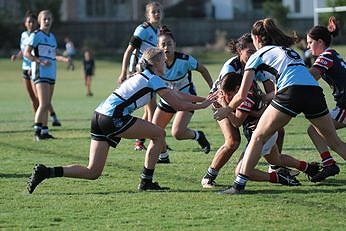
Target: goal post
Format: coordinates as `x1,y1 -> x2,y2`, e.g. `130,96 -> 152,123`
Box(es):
313,0 -> 346,25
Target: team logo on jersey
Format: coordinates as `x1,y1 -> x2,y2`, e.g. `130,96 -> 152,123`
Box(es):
113,118 -> 123,128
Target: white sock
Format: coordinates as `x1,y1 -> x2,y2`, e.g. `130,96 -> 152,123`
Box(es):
159,151 -> 169,159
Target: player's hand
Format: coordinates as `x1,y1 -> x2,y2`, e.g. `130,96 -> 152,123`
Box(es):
10,55 -> 17,62
213,106 -> 232,121
117,74 -> 127,84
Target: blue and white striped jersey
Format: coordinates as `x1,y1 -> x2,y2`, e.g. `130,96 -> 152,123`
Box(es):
245,45 -> 318,91
160,52 -> 198,94
128,22 -> 159,72
95,69 -> 167,117
27,30 -> 57,80
211,56 -> 270,93
20,31 -> 33,70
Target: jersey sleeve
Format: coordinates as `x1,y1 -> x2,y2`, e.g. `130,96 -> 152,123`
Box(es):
237,96 -> 255,113
27,33 -> 36,47
148,75 -> 168,92
245,53 -> 262,71
210,63 -> 236,93
254,70 -> 270,82
313,52 -> 334,73
129,25 -> 146,48
187,55 -> 198,70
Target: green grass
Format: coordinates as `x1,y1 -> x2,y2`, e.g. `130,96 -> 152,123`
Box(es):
1,47 -> 346,230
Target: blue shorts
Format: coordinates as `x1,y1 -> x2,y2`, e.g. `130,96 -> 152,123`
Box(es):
33,77 -> 56,85
90,111 -> 137,148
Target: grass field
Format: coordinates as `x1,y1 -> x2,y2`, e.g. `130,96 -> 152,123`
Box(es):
1,46 -> 346,230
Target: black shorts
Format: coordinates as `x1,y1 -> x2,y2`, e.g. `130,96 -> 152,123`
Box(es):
22,70 -> 31,80
271,85 -> 329,119
157,99 -> 195,114
90,111 -> 137,148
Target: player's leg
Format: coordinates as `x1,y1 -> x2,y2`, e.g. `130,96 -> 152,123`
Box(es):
134,96 -> 157,150
201,118 -> 240,188
225,105 -> 292,194
308,114 -> 345,181
23,78 -> 39,112
121,118 -> 169,190
151,106 -> 174,163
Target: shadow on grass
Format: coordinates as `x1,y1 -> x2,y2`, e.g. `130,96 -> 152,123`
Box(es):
37,180 -> 346,196
0,173 -> 30,178
0,127 -> 89,134
244,186 -> 346,195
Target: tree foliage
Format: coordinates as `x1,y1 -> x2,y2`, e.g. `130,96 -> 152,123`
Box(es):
263,0 -> 289,27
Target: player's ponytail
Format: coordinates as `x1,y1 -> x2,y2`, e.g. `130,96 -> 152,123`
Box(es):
227,33 -> 253,54
252,18 -> 295,47
159,25 -> 175,41
308,16 -> 339,47
327,16 -> 339,37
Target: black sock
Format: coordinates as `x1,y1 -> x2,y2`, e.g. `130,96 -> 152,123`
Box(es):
233,174 -> 248,190
205,167 -> 218,180
34,123 -> 42,134
140,167 -> 154,182
48,167 -> 64,178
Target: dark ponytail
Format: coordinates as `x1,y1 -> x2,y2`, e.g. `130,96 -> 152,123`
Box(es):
251,18 -> 296,47
227,33 -> 253,54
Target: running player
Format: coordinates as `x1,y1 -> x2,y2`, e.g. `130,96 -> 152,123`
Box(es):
117,1 -> 163,151
152,26 -> 213,163
306,16 -> 345,182
27,47 -> 216,194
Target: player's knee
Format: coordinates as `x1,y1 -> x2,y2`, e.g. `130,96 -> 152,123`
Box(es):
151,127 -> 166,141
224,138 -> 240,152
171,129 -> 185,140
307,125 -> 315,136
87,170 -> 102,180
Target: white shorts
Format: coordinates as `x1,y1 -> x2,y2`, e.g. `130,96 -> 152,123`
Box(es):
244,132 -> 278,156
330,106 -> 346,124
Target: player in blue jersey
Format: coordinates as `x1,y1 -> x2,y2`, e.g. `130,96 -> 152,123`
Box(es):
213,18 -> 346,194
152,26 -> 213,163
117,1 -> 163,151
11,11 -> 61,127
24,10 -> 68,141
216,73 -> 319,189
306,16 -> 346,182
201,33 -> 282,188
27,47 -> 217,194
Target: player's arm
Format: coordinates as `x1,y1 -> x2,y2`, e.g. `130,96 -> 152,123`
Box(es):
118,45 -> 136,84
56,55 -> 69,62
261,80 -> 275,104
23,46 -> 39,63
227,109 -> 249,128
158,88 -> 215,111
309,66 -> 323,81
196,63 -> 213,89
11,50 -> 23,61
213,69 -> 254,120
229,70 -> 254,110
